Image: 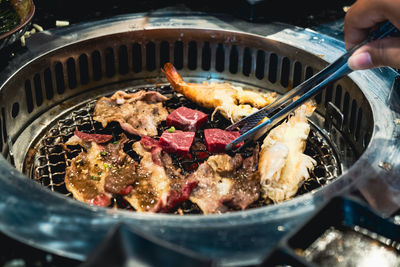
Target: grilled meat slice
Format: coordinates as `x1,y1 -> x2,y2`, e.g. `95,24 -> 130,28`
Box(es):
189,150 -> 260,214
93,90 -> 169,137
65,134 -> 136,206
124,138 -> 196,213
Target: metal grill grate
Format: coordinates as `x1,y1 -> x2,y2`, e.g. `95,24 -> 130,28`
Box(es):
30,85 -> 341,213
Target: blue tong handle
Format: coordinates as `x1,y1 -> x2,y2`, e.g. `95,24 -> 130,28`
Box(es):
225,21 -> 399,152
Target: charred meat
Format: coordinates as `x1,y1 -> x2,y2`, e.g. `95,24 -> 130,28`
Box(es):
189,149 -> 260,214
124,137 -> 196,213
93,90 -> 168,137
65,133 -> 136,207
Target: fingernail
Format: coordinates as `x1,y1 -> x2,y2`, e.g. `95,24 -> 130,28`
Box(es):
348,52 -> 373,70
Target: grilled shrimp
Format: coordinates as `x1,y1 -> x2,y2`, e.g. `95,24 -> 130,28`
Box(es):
162,62 -> 276,123
258,102 -> 317,203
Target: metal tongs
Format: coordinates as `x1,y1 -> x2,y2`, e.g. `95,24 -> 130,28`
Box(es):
225,21 -> 399,152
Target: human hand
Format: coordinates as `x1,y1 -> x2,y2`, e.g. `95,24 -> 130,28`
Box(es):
344,0 -> 400,70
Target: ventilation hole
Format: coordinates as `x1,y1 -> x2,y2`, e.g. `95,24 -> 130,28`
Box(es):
281,57 -> 290,88
66,58 -> 77,89
1,108 -> 7,145
293,62 -> 302,87
355,107 -> 363,140
243,47 -> 252,76
187,41 -> 197,70
343,92 -> 350,124
335,85 -> 342,108
118,45 -> 129,75
11,103 -> 19,118
25,80 -> 33,113
91,50 -> 102,81
174,41 -> 184,70
306,67 -> 321,104
216,43 -> 225,72
305,66 -> 314,79
160,41 -> 170,68
229,45 -> 239,74
268,53 -> 278,83
146,42 -> 156,71
132,43 -> 142,73
44,68 -> 54,100
325,84 -> 333,106
54,62 -> 65,94
33,73 -> 43,107
78,54 -> 89,85
349,99 -> 357,134
105,47 -> 115,78
202,42 -> 211,71
255,50 -> 265,80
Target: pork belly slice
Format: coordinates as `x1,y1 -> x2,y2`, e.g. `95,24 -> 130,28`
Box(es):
166,106 -> 208,131
65,134 -> 136,207
189,149 -> 260,214
158,130 -> 195,157
93,90 -> 169,137
125,139 -> 196,213
204,128 -> 242,153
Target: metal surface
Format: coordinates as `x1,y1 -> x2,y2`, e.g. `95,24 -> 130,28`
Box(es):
0,12 -> 399,266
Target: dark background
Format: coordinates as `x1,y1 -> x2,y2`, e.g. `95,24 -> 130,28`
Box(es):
31,0 -> 355,29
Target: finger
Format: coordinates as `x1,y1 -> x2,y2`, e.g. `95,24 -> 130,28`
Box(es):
348,37 -> 400,70
344,0 -> 387,50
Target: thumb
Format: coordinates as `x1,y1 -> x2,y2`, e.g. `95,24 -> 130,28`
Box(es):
348,37 -> 400,70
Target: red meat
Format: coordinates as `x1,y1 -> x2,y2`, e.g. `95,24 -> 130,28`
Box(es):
89,194 -> 111,207
152,181 -> 198,213
74,130 -> 113,144
140,135 -> 159,149
204,129 -> 242,153
140,136 -> 163,165
158,130 -> 195,156
166,106 -> 208,131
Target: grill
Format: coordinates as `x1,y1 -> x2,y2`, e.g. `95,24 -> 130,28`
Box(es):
0,12 -> 399,266
27,83 -> 340,212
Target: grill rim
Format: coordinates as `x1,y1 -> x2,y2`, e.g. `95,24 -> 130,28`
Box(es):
0,13 -> 399,265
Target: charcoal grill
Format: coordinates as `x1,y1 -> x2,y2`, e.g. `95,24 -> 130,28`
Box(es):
0,12 -> 399,266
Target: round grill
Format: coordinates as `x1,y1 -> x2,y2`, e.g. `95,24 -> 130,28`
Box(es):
0,13 -> 398,266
